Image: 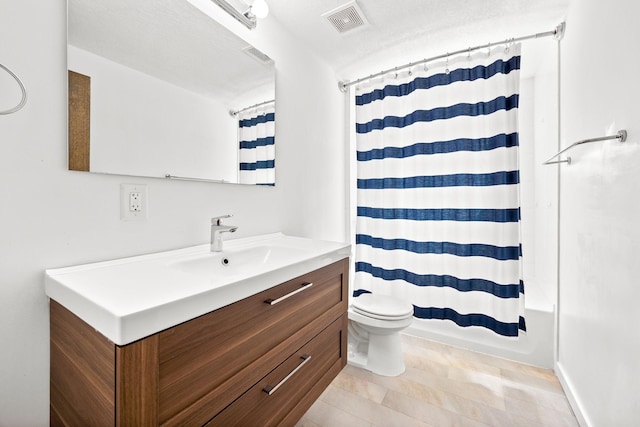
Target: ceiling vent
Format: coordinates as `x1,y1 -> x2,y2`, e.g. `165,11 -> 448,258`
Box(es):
322,1 -> 368,34
242,45 -> 273,64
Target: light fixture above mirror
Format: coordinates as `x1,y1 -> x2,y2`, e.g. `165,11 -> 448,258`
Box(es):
211,0 -> 269,30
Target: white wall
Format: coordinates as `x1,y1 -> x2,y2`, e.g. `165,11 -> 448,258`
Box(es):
0,0 -> 346,425
557,0 -> 640,425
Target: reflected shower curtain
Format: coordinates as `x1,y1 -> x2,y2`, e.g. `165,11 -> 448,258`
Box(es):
354,44 -> 526,336
238,102 -> 275,185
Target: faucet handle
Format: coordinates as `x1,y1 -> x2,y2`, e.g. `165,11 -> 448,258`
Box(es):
212,214 -> 233,225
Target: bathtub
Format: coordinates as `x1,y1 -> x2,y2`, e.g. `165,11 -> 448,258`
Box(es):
403,306 -> 555,368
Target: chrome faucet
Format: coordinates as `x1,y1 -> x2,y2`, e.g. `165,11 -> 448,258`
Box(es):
211,215 -> 238,252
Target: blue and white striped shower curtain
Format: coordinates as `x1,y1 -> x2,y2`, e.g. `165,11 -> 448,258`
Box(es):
353,44 -> 525,336
238,102 -> 275,185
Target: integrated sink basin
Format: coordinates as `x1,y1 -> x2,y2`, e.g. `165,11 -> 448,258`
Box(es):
45,233 -> 350,345
170,244 -> 308,278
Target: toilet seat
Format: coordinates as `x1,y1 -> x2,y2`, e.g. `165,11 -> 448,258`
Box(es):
352,293 -> 413,321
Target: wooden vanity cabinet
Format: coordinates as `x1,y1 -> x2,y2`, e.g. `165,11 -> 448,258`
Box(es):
50,258 -> 349,427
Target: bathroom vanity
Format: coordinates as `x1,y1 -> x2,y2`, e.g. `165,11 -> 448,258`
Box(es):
46,234 -> 350,426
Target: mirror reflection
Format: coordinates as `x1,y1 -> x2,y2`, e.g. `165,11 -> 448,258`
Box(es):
67,0 -> 276,185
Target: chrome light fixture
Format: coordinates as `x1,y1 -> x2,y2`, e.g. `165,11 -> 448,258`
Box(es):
210,0 -> 269,30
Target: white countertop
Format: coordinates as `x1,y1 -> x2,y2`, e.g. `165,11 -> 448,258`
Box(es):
45,233 -> 350,345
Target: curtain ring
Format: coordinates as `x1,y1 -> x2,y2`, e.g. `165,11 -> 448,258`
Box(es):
423,59 -> 428,72
407,62 -> 412,76
504,39 -> 510,53
487,43 -> 491,57
445,53 -> 450,75
363,74 -> 372,89
467,47 -> 472,61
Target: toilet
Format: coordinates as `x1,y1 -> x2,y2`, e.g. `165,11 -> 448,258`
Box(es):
347,293 -> 414,376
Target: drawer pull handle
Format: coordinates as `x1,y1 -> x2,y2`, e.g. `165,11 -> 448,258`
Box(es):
265,282 -> 313,305
263,354 -> 311,396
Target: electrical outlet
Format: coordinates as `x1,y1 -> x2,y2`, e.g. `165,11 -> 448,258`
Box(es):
129,192 -> 141,212
121,184 -> 147,220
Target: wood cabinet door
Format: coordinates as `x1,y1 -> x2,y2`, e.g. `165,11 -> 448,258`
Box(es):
205,315 -> 347,427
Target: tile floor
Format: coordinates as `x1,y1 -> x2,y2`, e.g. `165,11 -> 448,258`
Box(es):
297,334 -> 578,427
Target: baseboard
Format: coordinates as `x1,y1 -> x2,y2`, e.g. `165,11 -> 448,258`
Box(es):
555,361 -> 591,427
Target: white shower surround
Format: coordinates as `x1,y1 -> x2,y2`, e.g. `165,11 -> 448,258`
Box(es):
405,307 -> 554,368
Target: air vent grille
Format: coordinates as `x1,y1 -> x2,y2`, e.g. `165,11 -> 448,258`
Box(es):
323,1 -> 368,33
242,46 -> 272,63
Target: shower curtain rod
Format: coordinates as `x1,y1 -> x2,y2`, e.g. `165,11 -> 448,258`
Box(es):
229,99 -> 275,117
338,22 -> 565,92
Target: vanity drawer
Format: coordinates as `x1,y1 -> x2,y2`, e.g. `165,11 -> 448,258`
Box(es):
205,314 -> 347,427
158,258 -> 348,426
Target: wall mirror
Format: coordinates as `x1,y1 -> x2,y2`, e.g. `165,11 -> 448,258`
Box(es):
67,0 -> 276,185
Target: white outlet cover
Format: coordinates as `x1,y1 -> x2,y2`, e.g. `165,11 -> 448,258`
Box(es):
120,184 -> 148,221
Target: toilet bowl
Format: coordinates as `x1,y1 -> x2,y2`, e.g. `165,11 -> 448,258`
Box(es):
347,293 -> 414,376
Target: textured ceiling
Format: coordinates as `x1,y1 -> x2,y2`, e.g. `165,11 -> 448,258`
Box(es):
68,0 -> 571,98
265,0 -> 571,80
